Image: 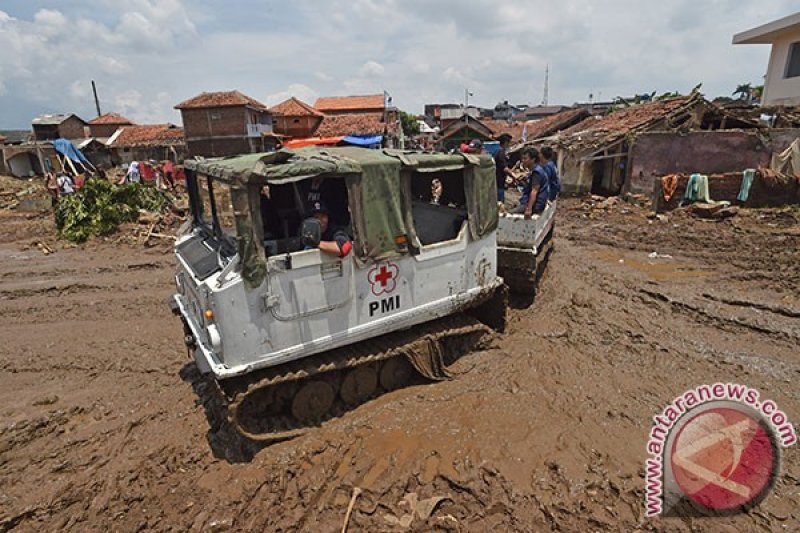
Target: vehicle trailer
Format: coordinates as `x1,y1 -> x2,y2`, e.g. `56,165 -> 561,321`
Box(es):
170,147 -> 506,441
496,201 -> 556,295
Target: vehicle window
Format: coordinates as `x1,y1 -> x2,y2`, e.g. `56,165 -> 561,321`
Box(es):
410,169 -> 468,245
259,177 -> 352,256
198,178 -> 236,235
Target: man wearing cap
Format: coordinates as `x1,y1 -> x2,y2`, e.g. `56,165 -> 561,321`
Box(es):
305,201 -> 352,257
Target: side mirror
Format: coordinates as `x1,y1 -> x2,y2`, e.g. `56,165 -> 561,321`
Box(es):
300,218 -> 322,248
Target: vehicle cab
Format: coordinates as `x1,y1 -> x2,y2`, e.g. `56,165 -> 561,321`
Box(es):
171,147 -> 503,381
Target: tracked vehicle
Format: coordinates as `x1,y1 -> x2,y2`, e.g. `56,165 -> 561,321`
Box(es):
170,147 -> 507,441
496,201 -> 556,294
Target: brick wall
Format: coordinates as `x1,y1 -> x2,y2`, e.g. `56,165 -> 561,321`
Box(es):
628,129 -> 800,196
273,116 -> 322,137
89,124 -> 122,138
656,172 -> 800,211
181,107 -> 248,139
187,138 -> 253,158
58,116 -> 87,139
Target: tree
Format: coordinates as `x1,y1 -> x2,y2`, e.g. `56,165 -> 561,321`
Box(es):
733,83 -> 753,101
399,111 -> 420,137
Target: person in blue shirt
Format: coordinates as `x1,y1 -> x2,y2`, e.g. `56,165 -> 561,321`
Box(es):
541,146 -> 560,201
510,147 -> 549,219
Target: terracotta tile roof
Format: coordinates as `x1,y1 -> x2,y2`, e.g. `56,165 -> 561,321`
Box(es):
482,120 -> 526,143
0,135 -> 7,143
560,95 -> 701,141
174,90 -> 269,111
110,124 -> 184,148
520,108 -> 591,141
315,113 -> 385,137
270,97 -> 323,117
314,94 -> 385,112
438,115 -> 495,140
89,112 -> 134,125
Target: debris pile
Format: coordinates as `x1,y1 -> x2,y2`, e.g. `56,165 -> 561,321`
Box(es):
54,179 -> 174,243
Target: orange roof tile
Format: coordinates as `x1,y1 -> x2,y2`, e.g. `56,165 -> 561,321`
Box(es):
314,94 -> 385,112
519,108 -> 591,141
175,90 -> 269,111
270,97 -> 323,117
89,112 -> 134,125
315,113 -> 385,137
560,95 -> 700,140
110,124 -> 184,148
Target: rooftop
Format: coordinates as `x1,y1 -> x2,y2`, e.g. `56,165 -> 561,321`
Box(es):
733,12 -> 800,44
559,94 -> 702,141
270,97 -> 323,117
314,94 -> 385,112
89,112 -> 134,125
175,90 -> 269,111
108,124 -> 184,148
32,113 -> 86,126
314,113 -> 385,137
519,108 -> 592,141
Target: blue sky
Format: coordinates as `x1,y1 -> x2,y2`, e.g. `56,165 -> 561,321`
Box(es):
0,1 -> 796,128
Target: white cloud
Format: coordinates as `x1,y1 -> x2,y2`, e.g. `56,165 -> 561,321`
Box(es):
264,84 -> 319,107
359,60 -> 385,77
0,0 -> 795,128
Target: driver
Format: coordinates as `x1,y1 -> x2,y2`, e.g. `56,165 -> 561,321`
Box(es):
304,202 -> 352,257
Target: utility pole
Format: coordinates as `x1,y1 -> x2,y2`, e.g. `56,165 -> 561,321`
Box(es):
541,64 -> 549,106
91,80 -> 102,117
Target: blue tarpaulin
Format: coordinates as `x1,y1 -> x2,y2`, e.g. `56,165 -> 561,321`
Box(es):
342,135 -> 383,148
53,138 -> 91,165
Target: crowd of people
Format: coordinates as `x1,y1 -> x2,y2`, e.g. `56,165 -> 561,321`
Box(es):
462,134 -> 561,219
44,159 -> 180,207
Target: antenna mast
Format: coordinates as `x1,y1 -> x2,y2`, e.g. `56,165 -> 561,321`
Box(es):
541,64 -> 549,106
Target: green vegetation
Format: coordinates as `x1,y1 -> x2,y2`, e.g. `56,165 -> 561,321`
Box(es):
54,179 -> 170,243
399,110 -> 420,137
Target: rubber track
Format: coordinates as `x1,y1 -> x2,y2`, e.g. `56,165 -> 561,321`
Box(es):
226,314 -> 492,443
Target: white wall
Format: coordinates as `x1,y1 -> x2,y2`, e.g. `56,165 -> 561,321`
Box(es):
764,31 -> 800,105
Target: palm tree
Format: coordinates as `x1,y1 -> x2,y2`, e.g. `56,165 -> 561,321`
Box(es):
733,83 -> 753,101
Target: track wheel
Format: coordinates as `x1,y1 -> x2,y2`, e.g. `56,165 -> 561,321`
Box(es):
379,357 -> 416,391
340,366 -> 378,405
291,380 -> 335,422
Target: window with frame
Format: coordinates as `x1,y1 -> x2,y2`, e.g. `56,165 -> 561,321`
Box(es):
787,42 -> 800,78
409,169 -> 468,246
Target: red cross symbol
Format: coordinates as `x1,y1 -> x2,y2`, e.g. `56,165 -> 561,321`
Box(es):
375,265 -> 392,287
368,262 -> 399,296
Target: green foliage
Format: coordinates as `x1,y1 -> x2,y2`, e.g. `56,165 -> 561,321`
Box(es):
399,111 -> 420,137
54,179 -> 170,243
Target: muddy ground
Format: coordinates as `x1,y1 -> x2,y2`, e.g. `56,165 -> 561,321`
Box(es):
0,190 -> 798,532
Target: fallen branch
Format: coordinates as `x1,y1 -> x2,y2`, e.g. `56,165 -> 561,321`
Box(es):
341,487 -> 362,533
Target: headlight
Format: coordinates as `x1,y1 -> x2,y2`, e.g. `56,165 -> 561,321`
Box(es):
207,324 -> 222,353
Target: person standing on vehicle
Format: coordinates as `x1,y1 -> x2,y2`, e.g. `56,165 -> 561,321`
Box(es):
510,147 -> 548,219
541,146 -> 560,201
494,133 -> 513,203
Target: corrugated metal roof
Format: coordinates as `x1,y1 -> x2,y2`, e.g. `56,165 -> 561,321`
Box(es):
32,113 -> 86,125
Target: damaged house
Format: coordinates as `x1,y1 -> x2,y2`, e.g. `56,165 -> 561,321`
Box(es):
107,124 -> 186,164
534,93 -> 786,195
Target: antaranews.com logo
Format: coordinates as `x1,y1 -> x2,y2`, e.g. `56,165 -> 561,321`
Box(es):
645,383 -> 797,517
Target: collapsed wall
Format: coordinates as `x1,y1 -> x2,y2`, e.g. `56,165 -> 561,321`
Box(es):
626,129 -> 800,196
655,171 -> 800,211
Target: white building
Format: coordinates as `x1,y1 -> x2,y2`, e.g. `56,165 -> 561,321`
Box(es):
734,12 -> 800,106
